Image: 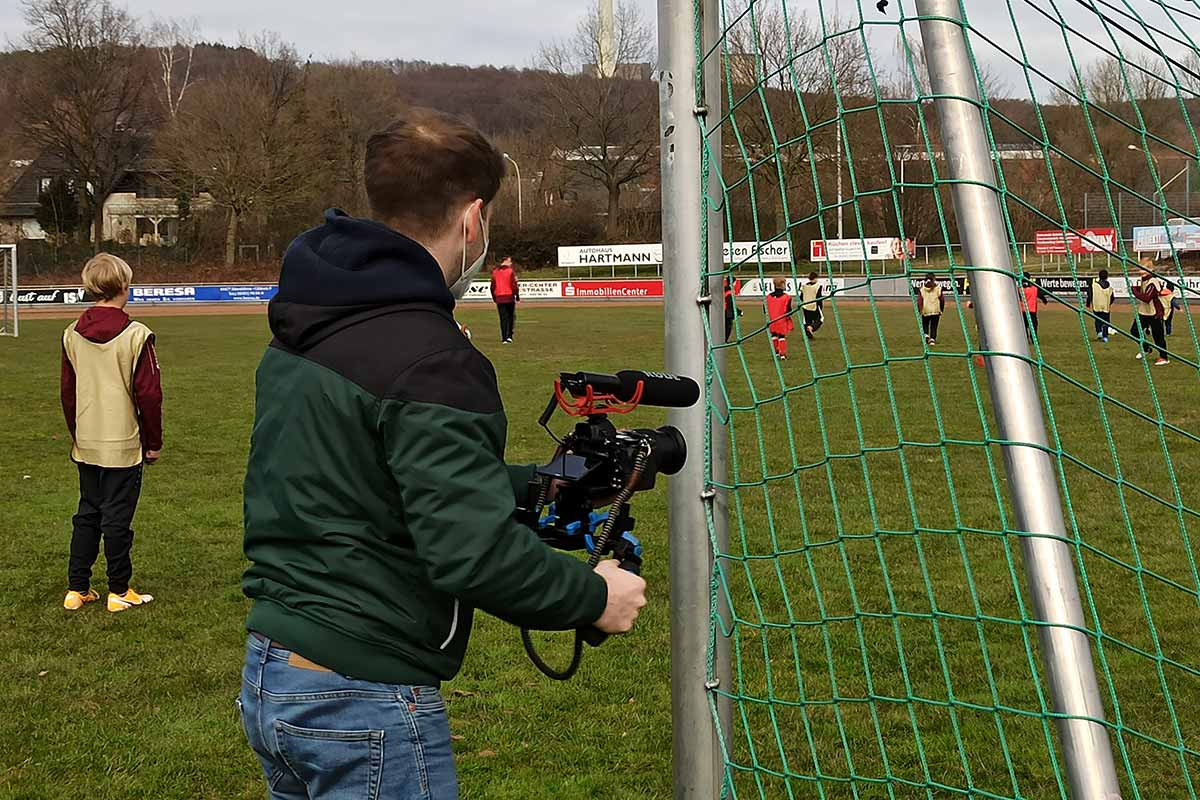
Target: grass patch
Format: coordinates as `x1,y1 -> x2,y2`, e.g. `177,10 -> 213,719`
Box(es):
0,301 -> 1197,799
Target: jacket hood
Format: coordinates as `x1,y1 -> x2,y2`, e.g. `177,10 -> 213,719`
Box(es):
270,209 -> 455,350
75,306 -> 131,343
1097,278 -> 1110,288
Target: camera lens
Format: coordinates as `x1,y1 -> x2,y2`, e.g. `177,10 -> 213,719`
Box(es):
641,425 -> 687,475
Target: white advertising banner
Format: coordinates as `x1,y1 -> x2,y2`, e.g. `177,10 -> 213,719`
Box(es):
515,280 -> 563,299
810,237 -> 915,262
1109,275 -> 1200,298
737,277 -> 845,297
558,244 -> 663,267
557,241 -> 792,267
1132,224 -> 1200,253
460,281 -> 494,301
460,280 -> 564,301
724,240 -> 792,263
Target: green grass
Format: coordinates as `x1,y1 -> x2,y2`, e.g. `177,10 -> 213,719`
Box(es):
718,299 -> 1200,799
0,301 -> 1197,799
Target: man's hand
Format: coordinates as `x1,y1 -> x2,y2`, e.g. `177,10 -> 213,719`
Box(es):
144,449 -> 161,465
593,559 -> 647,634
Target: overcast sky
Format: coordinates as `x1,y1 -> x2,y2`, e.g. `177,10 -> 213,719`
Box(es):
0,0 -> 656,68
0,0 -> 1185,97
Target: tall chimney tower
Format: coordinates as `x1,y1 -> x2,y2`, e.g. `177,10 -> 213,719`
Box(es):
599,0 -> 616,78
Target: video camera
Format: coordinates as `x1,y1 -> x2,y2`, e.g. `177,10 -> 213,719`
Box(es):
516,370 -> 698,680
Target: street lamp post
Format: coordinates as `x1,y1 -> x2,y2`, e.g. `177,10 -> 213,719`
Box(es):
836,125 -> 843,239
895,144 -> 919,194
1127,144 -> 1189,224
503,152 -> 524,227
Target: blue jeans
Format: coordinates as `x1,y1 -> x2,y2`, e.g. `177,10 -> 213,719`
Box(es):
238,633 -> 458,799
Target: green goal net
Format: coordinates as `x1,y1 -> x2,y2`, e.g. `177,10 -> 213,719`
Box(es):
699,0 -> 1200,797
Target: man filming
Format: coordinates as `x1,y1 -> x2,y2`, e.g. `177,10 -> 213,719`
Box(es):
239,108 -> 647,799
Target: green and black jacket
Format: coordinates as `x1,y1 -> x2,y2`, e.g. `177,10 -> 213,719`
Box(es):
242,209 -> 607,686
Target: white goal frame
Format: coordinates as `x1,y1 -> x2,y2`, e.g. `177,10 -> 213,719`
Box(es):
0,244 -> 15,338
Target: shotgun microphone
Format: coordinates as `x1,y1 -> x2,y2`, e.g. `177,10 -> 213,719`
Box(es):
559,370 -> 700,408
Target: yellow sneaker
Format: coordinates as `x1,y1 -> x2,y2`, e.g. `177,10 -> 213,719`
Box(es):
64,589 -> 100,610
107,588 -> 154,613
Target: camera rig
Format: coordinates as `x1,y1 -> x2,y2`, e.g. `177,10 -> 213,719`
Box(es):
516,370 -> 695,680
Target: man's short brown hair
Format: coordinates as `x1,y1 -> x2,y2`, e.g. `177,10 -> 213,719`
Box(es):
365,109 -> 506,236
81,253 -> 133,300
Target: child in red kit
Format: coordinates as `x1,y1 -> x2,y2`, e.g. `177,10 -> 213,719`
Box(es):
766,276 -> 795,360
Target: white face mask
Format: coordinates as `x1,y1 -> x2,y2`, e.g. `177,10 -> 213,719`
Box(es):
450,204 -> 489,300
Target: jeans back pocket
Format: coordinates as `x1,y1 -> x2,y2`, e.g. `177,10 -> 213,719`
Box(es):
275,720 -> 385,800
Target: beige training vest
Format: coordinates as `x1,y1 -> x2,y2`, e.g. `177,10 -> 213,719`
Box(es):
1091,280 -> 1114,313
920,285 -> 943,316
800,282 -> 822,309
63,320 -> 153,468
1135,278 -> 1162,317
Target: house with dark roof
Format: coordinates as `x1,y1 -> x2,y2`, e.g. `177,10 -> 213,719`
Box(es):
0,154 -> 210,245
0,153 -> 67,240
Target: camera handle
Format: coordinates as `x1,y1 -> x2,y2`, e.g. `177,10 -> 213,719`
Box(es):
522,441 -> 650,680
579,525 -> 643,648
521,503 -> 642,680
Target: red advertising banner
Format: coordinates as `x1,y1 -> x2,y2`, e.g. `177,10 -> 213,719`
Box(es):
560,280 -> 664,299
1034,228 -> 1117,255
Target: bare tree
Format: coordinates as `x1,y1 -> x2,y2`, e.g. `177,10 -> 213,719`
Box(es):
1184,51 -> 1200,97
15,0 -> 153,252
0,58 -> 29,204
892,31 -> 1007,108
158,36 -> 328,265
727,3 -> 873,98
1046,54 -> 1180,196
537,2 -> 657,237
722,3 -> 876,236
307,59 -> 406,216
879,33 -> 1009,241
148,16 -> 199,119
1065,55 -> 1170,106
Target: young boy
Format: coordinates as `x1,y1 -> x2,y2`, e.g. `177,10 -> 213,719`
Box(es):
1162,281 -> 1182,337
766,276 -> 795,359
1131,259 -> 1169,365
723,276 -> 742,342
799,271 -> 824,339
61,254 -> 161,612
1021,271 -> 1048,339
1086,269 -> 1115,342
918,275 -> 945,346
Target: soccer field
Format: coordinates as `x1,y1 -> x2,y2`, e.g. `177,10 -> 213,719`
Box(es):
0,301 -> 1197,799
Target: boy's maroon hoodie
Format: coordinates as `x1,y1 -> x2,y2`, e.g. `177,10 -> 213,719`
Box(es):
1131,279 -> 1166,319
60,306 -> 163,452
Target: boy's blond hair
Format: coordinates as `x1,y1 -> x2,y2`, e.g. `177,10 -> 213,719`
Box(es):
81,253 -> 133,300
773,276 -> 788,291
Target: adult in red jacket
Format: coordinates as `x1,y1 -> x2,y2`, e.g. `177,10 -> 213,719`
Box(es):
490,256 -> 520,343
